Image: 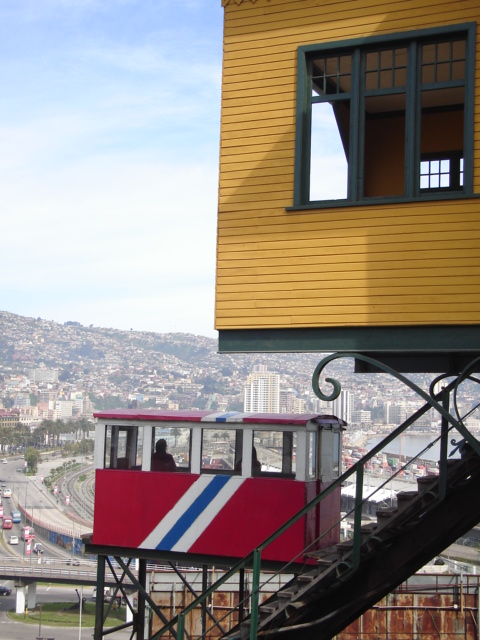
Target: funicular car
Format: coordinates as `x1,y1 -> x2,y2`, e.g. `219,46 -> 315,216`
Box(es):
91,410 -> 345,566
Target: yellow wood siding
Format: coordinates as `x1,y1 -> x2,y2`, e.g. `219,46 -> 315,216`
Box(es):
215,0 -> 480,330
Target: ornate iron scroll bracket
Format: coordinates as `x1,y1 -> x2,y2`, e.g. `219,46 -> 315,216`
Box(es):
312,353 -> 480,457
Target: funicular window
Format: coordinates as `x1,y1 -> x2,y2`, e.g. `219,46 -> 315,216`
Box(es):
333,431 -> 341,478
307,431 -> 317,479
201,429 -> 242,474
151,426 -> 191,472
104,425 -> 142,470
253,430 -> 297,478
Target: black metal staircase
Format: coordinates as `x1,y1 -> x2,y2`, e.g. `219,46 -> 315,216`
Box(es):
235,442 -> 480,639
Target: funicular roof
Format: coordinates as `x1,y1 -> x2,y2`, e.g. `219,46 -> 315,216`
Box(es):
93,409 -> 346,426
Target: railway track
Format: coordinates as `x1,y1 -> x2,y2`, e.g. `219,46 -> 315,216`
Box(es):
64,464 -> 95,525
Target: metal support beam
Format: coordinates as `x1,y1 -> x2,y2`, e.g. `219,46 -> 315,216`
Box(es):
136,559 -> 146,640
94,555 -> 106,640
202,565 -> 208,637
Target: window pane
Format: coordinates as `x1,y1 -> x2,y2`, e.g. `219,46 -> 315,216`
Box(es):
105,426 -> 112,469
118,430 -> 127,459
365,47 -> 407,90
310,101 -> 349,201
104,426 -> 140,470
253,430 -> 296,475
312,54 -> 352,96
308,432 -> 317,478
152,427 -> 191,471
420,85 -> 464,192
136,429 -> 143,468
422,38 -> 465,84
333,432 -> 341,477
201,429 -> 238,472
363,94 -> 406,197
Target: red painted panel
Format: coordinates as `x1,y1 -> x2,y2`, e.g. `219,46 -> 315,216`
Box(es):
305,480 -> 341,550
189,477 -> 306,562
92,469 -> 198,548
93,470 -> 340,564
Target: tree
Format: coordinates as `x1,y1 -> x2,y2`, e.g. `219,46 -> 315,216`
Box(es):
25,447 -> 39,474
29,393 -> 39,406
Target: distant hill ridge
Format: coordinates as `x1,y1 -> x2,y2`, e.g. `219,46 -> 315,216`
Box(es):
0,310 -> 343,413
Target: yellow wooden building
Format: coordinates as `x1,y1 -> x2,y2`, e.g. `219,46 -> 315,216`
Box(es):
215,0 -> 480,372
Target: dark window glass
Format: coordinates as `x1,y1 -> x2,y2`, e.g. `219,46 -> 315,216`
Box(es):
151,427 -> 191,472
104,425 -> 142,470
201,429 -> 242,474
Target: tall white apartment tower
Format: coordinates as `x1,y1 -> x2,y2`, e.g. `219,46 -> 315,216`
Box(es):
244,365 -> 280,413
331,390 -> 354,424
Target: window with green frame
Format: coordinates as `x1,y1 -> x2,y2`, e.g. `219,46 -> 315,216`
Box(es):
293,23 -> 475,206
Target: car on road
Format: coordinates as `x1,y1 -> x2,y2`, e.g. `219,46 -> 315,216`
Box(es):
0,586 -> 12,596
8,536 -> 18,545
3,489 -> 11,498
33,543 -> 44,554
67,558 -> 80,566
1,459 -> 6,464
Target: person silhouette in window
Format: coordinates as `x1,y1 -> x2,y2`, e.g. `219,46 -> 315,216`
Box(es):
234,447 -> 262,476
151,438 -> 177,472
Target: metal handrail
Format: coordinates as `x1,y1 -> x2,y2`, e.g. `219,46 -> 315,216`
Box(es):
154,355 -> 480,640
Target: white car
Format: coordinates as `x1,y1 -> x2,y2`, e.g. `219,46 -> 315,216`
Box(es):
9,536 -> 18,545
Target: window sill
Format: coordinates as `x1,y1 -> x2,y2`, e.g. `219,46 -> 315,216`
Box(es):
287,191 -> 480,212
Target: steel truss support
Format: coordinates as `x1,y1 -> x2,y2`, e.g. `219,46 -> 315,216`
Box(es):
93,555 -> 231,640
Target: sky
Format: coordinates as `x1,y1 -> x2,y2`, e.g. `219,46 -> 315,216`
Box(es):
0,0 -> 224,338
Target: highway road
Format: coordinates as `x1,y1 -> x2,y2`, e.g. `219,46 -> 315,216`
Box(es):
0,453 -> 92,559
0,454 -> 130,639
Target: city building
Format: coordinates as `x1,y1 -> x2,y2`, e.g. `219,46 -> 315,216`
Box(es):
330,390 -> 355,424
385,402 -> 407,426
55,400 -> 74,420
279,388 -> 297,413
351,410 -> 372,426
244,365 -> 280,412
27,368 -> 59,383
0,410 -> 20,428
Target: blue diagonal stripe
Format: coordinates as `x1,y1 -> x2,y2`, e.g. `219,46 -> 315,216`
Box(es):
156,475 -> 232,550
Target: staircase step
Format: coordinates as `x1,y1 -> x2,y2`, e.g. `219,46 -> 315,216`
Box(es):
277,589 -> 297,599
260,604 -> 277,614
376,507 -> 398,523
417,475 -> 439,493
316,557 -> 336,567
396,490 -> 418,504
297,573 -> 315,583
335,540 -> 354,558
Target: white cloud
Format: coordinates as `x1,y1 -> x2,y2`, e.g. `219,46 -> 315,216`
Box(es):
0,0 -> 224,337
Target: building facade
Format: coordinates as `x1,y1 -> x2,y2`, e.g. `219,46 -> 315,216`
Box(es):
244,366 -> 280,412
215,0 -> 480,374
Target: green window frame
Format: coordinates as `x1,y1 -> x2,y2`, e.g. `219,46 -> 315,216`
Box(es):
292,23 -> 475,208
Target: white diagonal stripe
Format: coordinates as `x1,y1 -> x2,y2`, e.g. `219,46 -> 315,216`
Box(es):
171,476 -> 245,552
